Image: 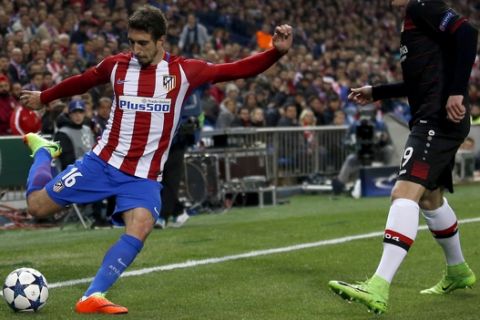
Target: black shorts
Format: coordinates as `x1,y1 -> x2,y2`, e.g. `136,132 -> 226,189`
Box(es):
396,126 -> 465,193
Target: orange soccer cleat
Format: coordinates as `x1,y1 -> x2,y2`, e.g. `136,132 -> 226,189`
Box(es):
75,293 -> 128,314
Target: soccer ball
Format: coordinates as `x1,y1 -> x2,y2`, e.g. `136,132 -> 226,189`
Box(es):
2,268 -> 49,312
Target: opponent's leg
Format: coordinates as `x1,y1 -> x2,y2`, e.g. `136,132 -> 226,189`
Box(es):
420,191 -> 476,294
329,181 -> 423,314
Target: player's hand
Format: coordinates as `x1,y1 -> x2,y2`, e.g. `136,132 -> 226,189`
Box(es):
348,86 -> 373,105
445,95 -> 465,123
272,24 -> 293,54
19,90 -> 43,110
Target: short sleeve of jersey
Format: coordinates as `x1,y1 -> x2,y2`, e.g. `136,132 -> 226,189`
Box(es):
408,0 -> 466,34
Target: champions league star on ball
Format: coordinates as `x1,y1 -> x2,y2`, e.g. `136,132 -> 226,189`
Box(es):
2,268 -> 49,312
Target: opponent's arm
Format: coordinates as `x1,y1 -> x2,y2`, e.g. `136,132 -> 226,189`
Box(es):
408,1 -> 478,122
348,83 -> 407,105
449,23 -> 478,96
445,22 -> 478,123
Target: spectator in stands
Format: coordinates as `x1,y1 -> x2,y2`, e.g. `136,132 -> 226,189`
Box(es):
36,13 -> 60,43
91,97 -> 112,138
216,97 -> 237,129
22,72 -> 43,91
255,23 -> 273,50
70,20 -> 89,44
299,108 -> 317,151
10,104 -> 42,136
250,107 -> 266,127
41,71 -> 54,90
7,48 -> 28,85
0,55 -> 9,76
211,28 -> 228,50
57,33 -> 71,56
242,91 -> 259,112
47,49 -> 66,84
324,95 -> 343,125
277,103 -> 298,127
471,103 -> 480,125
10,82 -> 23,102
308,96 -> 328,125
232,106 -> 252,127
0,75 -> 16,135
54,99 -> 94,170
178,13 -> 210,57
300,108 -> 316,127
224,82 -> 241,106
41,101 -> 66,135
332,110 -> 347,126
10,12 -> 35,42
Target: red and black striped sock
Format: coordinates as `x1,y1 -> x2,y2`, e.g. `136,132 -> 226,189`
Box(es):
422,198 -> 465,266
374,198 -> 419,283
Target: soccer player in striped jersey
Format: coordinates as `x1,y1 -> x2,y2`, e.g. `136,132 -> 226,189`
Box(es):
329,0 -> 478,314
20,6 -> 292,314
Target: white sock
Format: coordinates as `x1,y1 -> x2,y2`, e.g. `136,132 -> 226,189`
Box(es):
422,198 -> 465,266
375,198 -> 419,283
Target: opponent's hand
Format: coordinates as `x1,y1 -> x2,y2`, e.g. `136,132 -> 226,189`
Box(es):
445,95 -> 465,123
348,86 -> 373,105
19,90 -> 43,110
272,24 -> 293,54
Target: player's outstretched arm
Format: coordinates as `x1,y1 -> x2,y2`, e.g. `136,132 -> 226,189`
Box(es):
185,24 -> 293,87
20,90 -> 42,110
272,24 -> 293,54
20,58 -> 114,109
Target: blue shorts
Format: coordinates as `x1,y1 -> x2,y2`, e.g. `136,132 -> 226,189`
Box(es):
45,152 -> 162,226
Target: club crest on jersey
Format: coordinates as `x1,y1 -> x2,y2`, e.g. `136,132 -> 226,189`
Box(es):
163,75 -> 176,92
53,180 -> 64,193
119,95 -> 172,113
399,45 -> 408,63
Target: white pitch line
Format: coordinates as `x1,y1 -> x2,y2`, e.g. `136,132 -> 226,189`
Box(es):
48,217 -> 480,289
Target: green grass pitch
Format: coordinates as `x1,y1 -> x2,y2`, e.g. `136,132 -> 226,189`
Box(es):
0,184 -> 479,319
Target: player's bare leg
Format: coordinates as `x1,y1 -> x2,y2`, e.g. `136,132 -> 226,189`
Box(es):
27,189 -> 63,218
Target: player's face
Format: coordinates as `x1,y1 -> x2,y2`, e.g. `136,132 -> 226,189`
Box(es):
128,29 -> 164,67
391,0 -> 409,7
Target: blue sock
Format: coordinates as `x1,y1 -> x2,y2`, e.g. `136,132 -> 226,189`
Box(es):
84,234 -> 144,297
26,148 -> 53,196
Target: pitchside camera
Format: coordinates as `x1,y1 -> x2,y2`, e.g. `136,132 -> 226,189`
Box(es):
356,116 -> 375,165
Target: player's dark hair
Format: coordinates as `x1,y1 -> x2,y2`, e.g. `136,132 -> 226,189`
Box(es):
128,6 -> 168,41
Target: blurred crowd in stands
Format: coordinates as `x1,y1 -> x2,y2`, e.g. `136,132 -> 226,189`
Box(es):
0,0 -> 479,138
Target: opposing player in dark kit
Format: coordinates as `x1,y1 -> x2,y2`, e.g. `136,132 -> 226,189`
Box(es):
329,0 -> 478,314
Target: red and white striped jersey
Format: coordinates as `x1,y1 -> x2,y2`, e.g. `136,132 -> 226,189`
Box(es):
41,49 -> 282,181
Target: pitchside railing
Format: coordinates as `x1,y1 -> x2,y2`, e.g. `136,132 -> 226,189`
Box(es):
0,126 -> 349,203
196,125 -> 349,186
